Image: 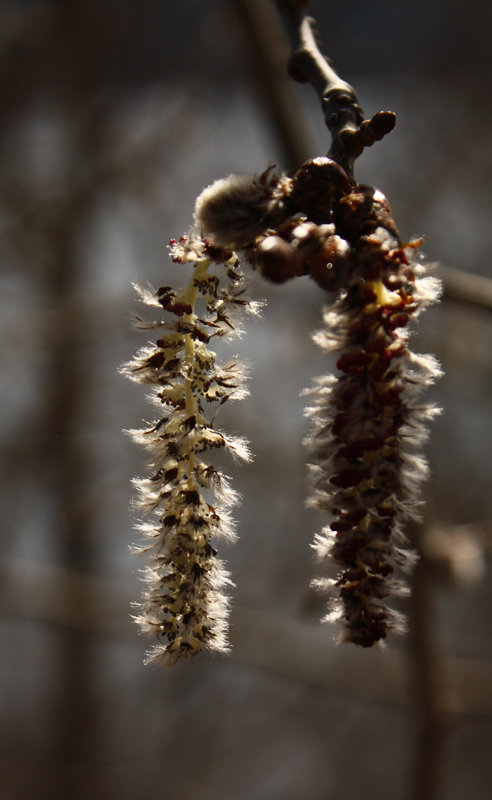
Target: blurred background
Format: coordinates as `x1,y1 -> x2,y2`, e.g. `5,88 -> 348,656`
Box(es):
1,1 -> 492,798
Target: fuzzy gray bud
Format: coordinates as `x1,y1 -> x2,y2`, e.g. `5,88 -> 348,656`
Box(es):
194,167 -> 292,250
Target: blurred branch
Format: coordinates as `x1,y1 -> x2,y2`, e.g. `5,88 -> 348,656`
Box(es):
438,264 -> 492,311
0,554 -> 133,639
2,554 -> 492,716
231,0 -> 314,171
407,520 -> 456,800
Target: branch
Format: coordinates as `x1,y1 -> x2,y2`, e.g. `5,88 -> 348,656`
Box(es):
439,264 -> 492,311
406,519 -> 455,800
275,1 -> 395,180
3,553 -> 492,717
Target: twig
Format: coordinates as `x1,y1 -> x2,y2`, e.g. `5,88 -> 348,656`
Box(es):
234,3 -> 492,311
275,1 -> 395,180
438,264 -> 492,311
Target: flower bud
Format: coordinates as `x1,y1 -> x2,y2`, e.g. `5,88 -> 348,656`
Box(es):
255,235 -> 304,283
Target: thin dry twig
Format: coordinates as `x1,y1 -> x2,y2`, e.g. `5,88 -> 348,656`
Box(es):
276,1 -> 395,180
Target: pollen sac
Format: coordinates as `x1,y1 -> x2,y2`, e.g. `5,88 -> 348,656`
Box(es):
306,234 -> 352,292
255,219 -> 351,290
255,235 -> 304,283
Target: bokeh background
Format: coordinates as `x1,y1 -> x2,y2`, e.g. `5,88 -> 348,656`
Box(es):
1,1 -> 492,798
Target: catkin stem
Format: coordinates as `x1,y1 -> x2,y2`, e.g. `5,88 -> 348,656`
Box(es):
183,259 -> 211,488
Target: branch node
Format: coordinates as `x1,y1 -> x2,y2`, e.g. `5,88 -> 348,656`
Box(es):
278,4 -> 397,179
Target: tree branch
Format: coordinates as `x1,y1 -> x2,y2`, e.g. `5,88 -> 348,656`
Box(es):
232,2 -> 492,312
275,1 -> 395,180
438,264 -> 492,311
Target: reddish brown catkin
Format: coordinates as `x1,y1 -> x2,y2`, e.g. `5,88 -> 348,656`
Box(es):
297,160 -> 441,646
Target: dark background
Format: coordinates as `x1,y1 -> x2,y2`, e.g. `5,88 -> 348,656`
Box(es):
1,1 -> 492,798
